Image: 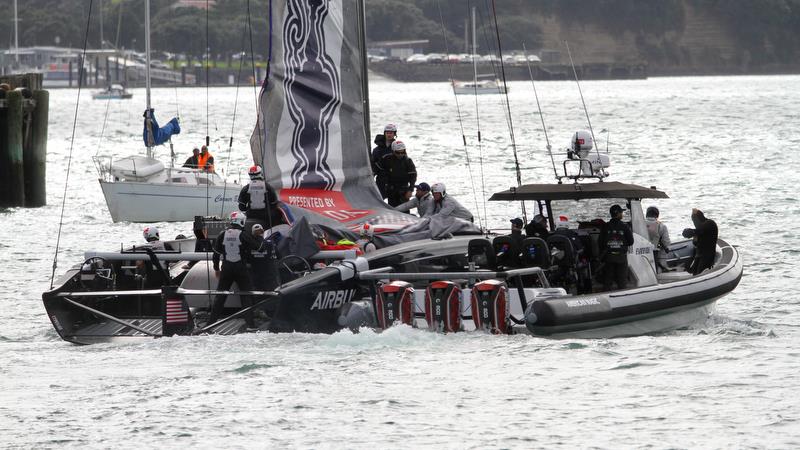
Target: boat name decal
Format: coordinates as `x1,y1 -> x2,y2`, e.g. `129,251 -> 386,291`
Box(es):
310,288 -> 355,310
635,246 -> 650,255
565,298 -> 601,308
214,194 -> 238,203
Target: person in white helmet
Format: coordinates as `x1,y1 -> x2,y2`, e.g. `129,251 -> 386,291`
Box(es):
238,164 -> 286,228
135,225 -> 174,287
430,182 -> 473,222
355,223 -> 377,254
371,123 -> 398,199
209,211 -> 267,329
379,140 -> 417,207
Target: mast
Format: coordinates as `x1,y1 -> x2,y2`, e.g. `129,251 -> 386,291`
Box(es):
13,0 -> 19,63
99,0 -> 104,48
471,6 -> 477,87
144,0 -> 153,158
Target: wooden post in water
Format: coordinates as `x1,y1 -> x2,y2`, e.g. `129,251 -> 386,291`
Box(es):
25,89 -> 48,206
3,90 -> 25,206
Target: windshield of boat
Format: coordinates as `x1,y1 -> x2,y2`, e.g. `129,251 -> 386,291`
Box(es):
550,198 -> 630,225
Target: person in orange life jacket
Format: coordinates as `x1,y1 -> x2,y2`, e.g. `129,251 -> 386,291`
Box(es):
371,123 -> 397,199
183,147 -> 200,169
209,211 -> 266,329
197,145 -> 215,172
238,165 -> 286,228
600,204 -> 634,290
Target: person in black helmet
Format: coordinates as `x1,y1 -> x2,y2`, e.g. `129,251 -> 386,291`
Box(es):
600,204 -> 634,290
208,211 -> 266,330
238,164 -> 286,228
371,123 -> 397,199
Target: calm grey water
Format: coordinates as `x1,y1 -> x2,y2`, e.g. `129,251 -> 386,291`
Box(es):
2,76 -> 799,448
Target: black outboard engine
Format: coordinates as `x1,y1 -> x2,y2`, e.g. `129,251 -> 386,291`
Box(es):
470,280 -> 510,334
374,280 -> 415,329
424,281 -> 462,333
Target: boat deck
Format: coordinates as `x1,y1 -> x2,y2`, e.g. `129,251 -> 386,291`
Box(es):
68,318 -> 247,344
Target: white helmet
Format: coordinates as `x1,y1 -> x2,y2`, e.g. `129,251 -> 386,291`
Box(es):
555,215 -> 570,229
391,140 -> 406,152
431,182 -> 446,195
248,164 -> 263,180
360,223 -> 374,239
143,226 -> 159,242
384,123 -> 397,133
230,211 -> 247,228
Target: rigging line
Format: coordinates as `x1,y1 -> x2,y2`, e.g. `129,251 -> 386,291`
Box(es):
468,1 -> 489,232
565,40 -> 603,178
249,0 -> 273,230
490,0 -> 526,222
435,0 -> 485,231
205,0 -> 210,146
51,0 -> 95,289
475,1 -> 511,129
219,23 -> 249,218
522,42 -> 558,181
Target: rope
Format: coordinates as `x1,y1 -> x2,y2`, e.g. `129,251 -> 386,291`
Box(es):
249,0 -> 273,230
565,40 -> 603,179
51,0 -> 95,288
435,0 -> 485,231
467,1 -> 489,232
219,23 -> 249,218
522,42 -> 558,181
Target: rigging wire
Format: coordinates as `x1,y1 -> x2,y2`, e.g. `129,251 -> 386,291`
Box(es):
565,40 -> 604,179
522,42 -> 559,181
51,0 -> 95,288
435,0 -> 485,231
249,0 -> 273,230
489,0 -> 526,222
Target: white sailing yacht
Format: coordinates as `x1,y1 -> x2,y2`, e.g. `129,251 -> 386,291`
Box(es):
452,7 -> 508,95
95,0 -> 238,223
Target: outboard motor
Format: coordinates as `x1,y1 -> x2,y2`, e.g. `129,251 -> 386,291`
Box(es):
374,280 -> 415,329
569,130 -> 610,177
424,281 -> 462,333
470,280 -> 510,334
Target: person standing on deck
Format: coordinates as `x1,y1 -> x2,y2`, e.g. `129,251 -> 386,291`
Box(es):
238,165 -> 287,228
380,140 -> 417,207
209,211 -> 265,329
600,204 -> 634,290
371,123 -> 397,199
682,208 -> 718,275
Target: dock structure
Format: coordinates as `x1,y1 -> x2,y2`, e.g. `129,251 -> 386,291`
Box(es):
0,73 -> 48,208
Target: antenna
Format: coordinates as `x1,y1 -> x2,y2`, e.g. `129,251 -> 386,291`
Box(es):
523,43 -> 558,182
565,41 -> 604,180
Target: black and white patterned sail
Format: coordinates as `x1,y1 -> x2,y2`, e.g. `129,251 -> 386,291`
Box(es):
251,0 -> 411,230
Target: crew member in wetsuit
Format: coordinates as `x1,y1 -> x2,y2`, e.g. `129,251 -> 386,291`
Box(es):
600,204 -> 634,290
248,224 -> 280,292
135,226 -> 175,288
525,214 -> 550,240
238,165 -> 286,228
682,208 -> 718,275
209,211 -> 265,329
380,140 -> 417,207
371,123 -> 397,199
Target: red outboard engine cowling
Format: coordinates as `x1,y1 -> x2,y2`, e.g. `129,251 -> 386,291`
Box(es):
470,280 -> 510,334
424,281 -> 462,333
375,281 -> 416,329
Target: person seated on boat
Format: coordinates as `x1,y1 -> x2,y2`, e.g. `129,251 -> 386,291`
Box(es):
198,145 -> 215,173
247,224 -> 280,315
395,182 -> 434,217
525,214 -> 550,240
209,211 -> 266,330
430,182 -> 474,222
380,140 -> 417,207
134,226 -> 174,288
600,204 -> 634,290
645,206 -> 672,272
182,147 -> 200,169
238,165 -> 287,228
509,217 -> 526,246
682,208 -> 718,275
371,123 -> 398,200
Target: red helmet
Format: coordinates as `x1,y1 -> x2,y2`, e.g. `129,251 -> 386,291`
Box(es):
248,165 -> 263,179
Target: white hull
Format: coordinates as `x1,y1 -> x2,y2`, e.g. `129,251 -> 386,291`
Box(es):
100,180 -> 239,222
453,86 -> 507,95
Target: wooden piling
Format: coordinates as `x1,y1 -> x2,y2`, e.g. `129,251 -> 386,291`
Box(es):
25,90 -> 48,207
3,90 -> 25,207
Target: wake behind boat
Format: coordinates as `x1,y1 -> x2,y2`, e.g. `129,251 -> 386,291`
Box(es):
43,0 -> 741,344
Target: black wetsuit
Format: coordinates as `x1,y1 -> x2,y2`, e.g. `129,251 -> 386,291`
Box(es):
182,155 -> 199,169
238,180 -> 286,228
210,226 -> 264,328
380,153 -> 417,207
600,218 -> 634,290
525,221 -> 550,240
371,135 -> 393,199
685,213 -> 718,275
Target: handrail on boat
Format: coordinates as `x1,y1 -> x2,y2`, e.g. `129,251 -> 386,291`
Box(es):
84,249 -> 359,262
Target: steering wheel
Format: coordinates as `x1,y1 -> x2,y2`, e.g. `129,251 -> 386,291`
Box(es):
78,257 -> 115,290
278,255 -> 312,279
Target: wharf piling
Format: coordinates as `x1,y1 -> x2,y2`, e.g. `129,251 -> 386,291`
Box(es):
0,73 -> 49,208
